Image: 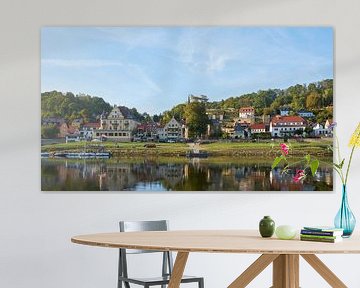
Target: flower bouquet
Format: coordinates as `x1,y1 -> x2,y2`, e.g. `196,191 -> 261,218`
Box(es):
272,122 -> 360,237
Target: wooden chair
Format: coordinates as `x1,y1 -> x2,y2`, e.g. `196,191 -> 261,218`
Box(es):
118,220 -> 204,288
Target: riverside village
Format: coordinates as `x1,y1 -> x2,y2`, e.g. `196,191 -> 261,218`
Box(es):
42,93 -> 333,149
41,81 -> 334,191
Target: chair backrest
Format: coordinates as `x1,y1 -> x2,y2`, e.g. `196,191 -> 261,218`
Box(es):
119,220 -> 169,254
118,220 -> 173,283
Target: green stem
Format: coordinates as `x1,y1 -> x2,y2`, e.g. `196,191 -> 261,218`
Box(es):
345,145 -> 356,186
336,135 -> 342,166
333,135 -> 346,185
320,160 -> 345,183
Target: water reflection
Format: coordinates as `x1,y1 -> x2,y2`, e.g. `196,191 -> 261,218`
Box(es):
41,158 -> 333,191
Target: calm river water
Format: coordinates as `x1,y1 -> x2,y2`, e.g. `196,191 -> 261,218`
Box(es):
41,157 -> 333,191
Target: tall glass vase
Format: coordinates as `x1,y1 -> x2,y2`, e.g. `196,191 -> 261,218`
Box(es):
334,185 -> 356,237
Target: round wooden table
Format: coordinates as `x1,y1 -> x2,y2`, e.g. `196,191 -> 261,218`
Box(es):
72,230 -> 360,288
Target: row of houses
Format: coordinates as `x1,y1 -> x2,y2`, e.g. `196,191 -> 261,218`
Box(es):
42,103 -> 333,142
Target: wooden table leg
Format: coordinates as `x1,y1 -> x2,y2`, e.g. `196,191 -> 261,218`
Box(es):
228,254 -> 279,288
301,254 -> 347,288
168,252 -> 189,288
272,254 -> 299,288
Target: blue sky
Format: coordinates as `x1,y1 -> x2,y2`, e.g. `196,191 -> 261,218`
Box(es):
41,27 -> 333,115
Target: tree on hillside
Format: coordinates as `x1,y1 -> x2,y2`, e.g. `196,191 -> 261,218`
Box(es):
161,103 -> 186,124
184,102 -> 208,138
306,91 -> 322,109
41,91 -> 112,122
253,90 -> 277,114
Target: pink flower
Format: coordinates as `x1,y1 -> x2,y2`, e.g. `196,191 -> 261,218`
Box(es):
293,169 -> 305,183
280,143 -> 289,155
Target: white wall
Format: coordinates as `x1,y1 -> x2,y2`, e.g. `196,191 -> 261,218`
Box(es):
1,0 -> 360,287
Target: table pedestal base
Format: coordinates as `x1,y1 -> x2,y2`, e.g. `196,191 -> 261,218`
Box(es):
167,252 -> 348,288
272,254 -> 299,288
226,254 -> 347,288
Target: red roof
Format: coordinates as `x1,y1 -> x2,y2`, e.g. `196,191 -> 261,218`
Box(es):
83,122 -> 100,129
67,125 -> 79,134
239,106 -> 255,112
250,123 -> 266,130
271,116 -> 305,126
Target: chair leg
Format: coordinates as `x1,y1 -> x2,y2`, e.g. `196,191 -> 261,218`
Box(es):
199,278 -> 204,288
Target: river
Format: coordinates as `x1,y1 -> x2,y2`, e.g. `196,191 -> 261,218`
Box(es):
41,157 -> 333,191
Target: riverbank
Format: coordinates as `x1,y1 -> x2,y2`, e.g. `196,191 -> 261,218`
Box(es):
41,139 -> 333,158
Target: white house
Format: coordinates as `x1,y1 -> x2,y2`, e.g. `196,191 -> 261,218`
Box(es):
239,106 -> 255,119
94,105 -> 139,142
164,117 -> 183,141
250,123 -> 266,133
80,122 -> 100,140
269,115 -> 306,137
313,121 -> 333,137
157,117 -> 183,141
188,94 -> 208,103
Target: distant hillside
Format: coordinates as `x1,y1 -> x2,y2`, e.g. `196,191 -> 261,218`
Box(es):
161,79 -> 333,124
41,91 -> 148,123
207,79 -> 333,115
42,79 -> 333,125
41,91 -> 112,123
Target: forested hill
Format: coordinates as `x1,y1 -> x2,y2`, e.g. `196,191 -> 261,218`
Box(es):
41,91 -> 112,122
41,91 -> 146,123
159,79 -> 333,124
42,79 -> 333,124
207,79 -> 333,114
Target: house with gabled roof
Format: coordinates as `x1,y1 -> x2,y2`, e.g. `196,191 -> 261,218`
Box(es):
94,105 -> 140,141
250,123 -> 266,134
269,115 -> 306,137
239,106 -> 255,119
80,122 -> 100,140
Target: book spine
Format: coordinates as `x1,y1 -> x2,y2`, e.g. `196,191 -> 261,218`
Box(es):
300,233 -> 337,240
300,237 -> 337,243
301,230 -> 336,236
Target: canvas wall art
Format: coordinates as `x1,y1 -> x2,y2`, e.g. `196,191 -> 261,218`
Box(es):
41,27 -> 334,191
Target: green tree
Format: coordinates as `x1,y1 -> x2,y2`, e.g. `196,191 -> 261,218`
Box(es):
184,102 -> 209,138
41,124 -> 59,139
161,104 -> 186,124
41,91 -> 112,123
306,91 -> 322,109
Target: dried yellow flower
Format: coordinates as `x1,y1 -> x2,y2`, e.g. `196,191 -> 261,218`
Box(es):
349,122 -> 360,147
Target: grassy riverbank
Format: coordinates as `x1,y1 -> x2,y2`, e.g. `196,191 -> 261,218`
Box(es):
41,139 -> 333,158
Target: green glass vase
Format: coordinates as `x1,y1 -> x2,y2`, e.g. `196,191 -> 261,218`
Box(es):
259,216 -> 275,238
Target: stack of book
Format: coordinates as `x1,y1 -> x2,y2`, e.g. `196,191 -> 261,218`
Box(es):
300,226 -> 344,243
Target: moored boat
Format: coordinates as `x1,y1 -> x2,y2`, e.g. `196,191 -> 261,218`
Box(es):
47,151 -> 112,159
